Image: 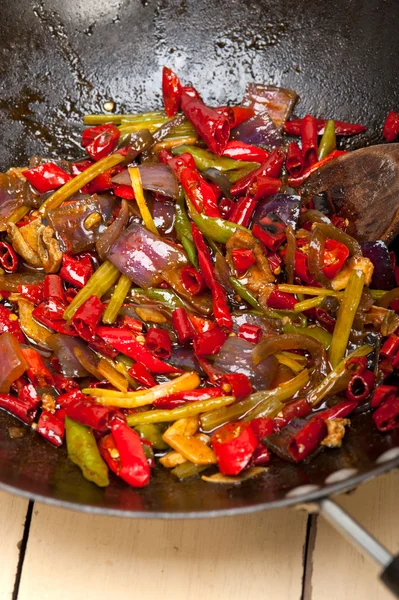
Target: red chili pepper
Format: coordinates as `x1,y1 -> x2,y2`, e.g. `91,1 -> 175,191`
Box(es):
65,398 -> 111,431
231,248 -> 256,273
17,282 -> 44,305
230,147 -> 286,197
152,387 -> 224,409
284,118 -> 367,137
98,433 -> 121,473
193,326 -> 227,356
382,111 -> 399,142
229,196 -> 257,227
222,140 -> 269,163
286,141 -> 304,177
71,159 -> 94,174
218,197 -> 235,220
181,91 -> 230,156
0,392 -> 38,424
0,241 -> 18,272
251,444 -> 271,466
158,149 -> 197,175
180,167 -> 221,217
53,373 -> 80,394
221,373 -> 252,400
188,314 -> 215,335
43,274 -> 65,302
181,264 -> 206,295
12,377 -> 41,407
373,396 -> 399,431
346,370 -> 376,403
162,66 -> 182,117
381,334 -> 399,358
249,175 -> 281,202
238,323 -> 262,344
128,363 -> 157,388
71,296 -> 105,342
33,298 -> 77,336
288,417 -> 327,462
0,305 -> 25,342
251,417 -> 275,439
85,124 -> 120,161
172,307 -> 196,344
36,410 -> 65,447
371,385 -> 398,408
110,419 -> 151,487
322,239 -> 350,279
274,398 -> 311,430
60,254 -> 93,289
88,335 -> 119,359
287,150 -> 347,187
267,289 -> 298,310
253,221 -> 286,252
113,184 -> 135,200
191,224 -> 232,331
345,355 -> 367,374
145,328 -> 172,360
85,169 -> 115,193
318,400 -> 358,420
216,106 -> 255,129
56,388 -> 85,408
301,114 -> 318,169
266,251 -> 283,275
211,421 -> 257,475
23,162 -> 73,193
81,124 -> 114,147
315,307 -> 336,333
291,250 -> 315,284
97,327 -> 180,374
21,347 -> 53,387
118,315 -> 143,334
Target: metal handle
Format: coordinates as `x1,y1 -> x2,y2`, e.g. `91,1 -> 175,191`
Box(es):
316,498 -> 399,598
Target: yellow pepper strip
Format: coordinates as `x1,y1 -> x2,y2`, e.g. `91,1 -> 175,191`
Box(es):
160,451 -> 187,468
73,347 -> 103,379
102,274 -> 132,324
162,417 -> 217,465
39,152 -> 127,214
275,352 -> 305,374
126,396 -> 235,425
277,284 -> 342,297
97,359 -> 129,393
294,296 -> 325,312
128,167 -> 159,235
7,206 -> 30,225
17,298 -> 52,348
114,361 -> 138,390
329,269 -> 365,368
83,372 -> 201,408
307,344 -> 372,407
63,261 -> 120,321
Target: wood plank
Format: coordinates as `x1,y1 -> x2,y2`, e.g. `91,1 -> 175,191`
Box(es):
18,504 -> 307,600
310,470 -> 399,600
0,491 -> 30,600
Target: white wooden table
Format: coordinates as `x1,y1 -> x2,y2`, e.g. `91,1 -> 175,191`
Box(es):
1,470 -> 398,600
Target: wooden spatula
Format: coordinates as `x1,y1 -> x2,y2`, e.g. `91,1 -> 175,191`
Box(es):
303,143 -> 399,243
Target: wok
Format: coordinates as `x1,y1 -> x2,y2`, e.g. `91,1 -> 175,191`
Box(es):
1,0 -> 399,594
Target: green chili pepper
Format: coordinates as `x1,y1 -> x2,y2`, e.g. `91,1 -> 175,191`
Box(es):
225,163 -> 260,183
126,396 -> 235,425
172,145 -> 259,172
230,277 -> 282,320
65,417 -> 109,487
318,120 -> 336,160
187,200 -> 249,243
283,323 -> 332,349
134,423 -> 169,450
84,110 -> 168,126
174,191 -> 198,267
329,269 -> 365,367
130,288 -> 184,310
171,462 -> 211,480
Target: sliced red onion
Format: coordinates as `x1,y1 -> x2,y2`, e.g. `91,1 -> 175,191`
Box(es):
253,193 -> 302,229
0,172 -> 33,228
361,241 -> 396,290
152,198 -> 175,234
214,336 -> 278,391
47,194 -> 105,254
47,334 -> 90,378
231,111 -> 283,149
167,347 -> 202,373
231,311 -> 283,335
202,168 -> 232,199
96,199 -> 129,261
112,164 -> 179,199
106,223 -> 187,288
97,193 -> 116,224
242,84 -> 299,130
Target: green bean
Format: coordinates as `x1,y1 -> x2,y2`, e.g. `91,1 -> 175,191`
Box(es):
283,323 -> 332,349
130,287 -> 184,310
102,274 -> 132,324
63,261 -> 120,321
172,145 -> 259,172
225,164 -> 260,183
200,369 -> 310,432
65,417 -> 109,487
171,462 -> 211,480
187,200 -> 248,243
329,269 -> 365,367
126,396 -> 235,425
318,120 -> 336,160
308,345 -> 373,407
39,152 -> 126,214
294,296 -> 325,312
134,423 -> 169,450
84,111 -> 167,125
278,284 -> 342,297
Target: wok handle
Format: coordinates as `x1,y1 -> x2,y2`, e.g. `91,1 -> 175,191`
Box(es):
317,498 -> 399,598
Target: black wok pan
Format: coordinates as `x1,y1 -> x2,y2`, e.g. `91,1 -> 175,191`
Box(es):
1,0 -> 399,593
